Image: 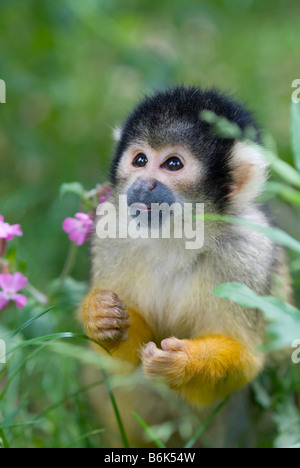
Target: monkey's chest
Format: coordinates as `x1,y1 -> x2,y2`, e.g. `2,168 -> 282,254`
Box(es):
94,239 -> 226,340
116,260 -> 219,340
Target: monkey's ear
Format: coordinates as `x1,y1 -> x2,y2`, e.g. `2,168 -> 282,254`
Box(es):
228,141 -> 269,207
113,125 -> 123,142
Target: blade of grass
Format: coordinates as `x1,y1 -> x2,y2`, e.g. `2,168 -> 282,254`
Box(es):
5,332 -> 90,359
263,146 -> 300,188
66,428 -> 105,448
184,398 -> 228,448
1,401 -> 30,428
11,306 -> 54,338
265,181 -> 300,206
101,368 -> 130,448
0,420 -> 40,429
0,428 -> 10,448
132,412 -> 166,448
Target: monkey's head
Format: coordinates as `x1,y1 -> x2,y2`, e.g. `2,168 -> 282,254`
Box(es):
110,86 -> 268,217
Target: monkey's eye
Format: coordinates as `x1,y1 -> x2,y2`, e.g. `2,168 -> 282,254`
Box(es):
162,156 -> 184,172
132,153 -> 148,168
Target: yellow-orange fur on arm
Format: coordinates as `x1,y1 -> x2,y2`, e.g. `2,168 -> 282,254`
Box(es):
141,334 -> 264,406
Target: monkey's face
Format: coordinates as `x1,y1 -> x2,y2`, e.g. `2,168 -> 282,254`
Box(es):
115,142 -> 201,213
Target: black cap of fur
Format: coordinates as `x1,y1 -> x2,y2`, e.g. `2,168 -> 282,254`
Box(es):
110,86 -> 261,211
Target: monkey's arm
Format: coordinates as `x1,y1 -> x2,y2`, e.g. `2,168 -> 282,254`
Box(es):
141,334 -> 264,406
82,289 -> 153,366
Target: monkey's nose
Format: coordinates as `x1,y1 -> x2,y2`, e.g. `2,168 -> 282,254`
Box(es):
149,181 -> 157,191
127,178 -> 175,208
133,178 -> 158,193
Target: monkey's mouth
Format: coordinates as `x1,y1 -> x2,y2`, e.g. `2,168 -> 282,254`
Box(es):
129,203 -> 153,213
128,202 -> 175,230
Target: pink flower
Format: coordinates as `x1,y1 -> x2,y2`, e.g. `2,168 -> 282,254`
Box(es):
62,213 -> 94,246
98,186 -> 112,205
0,272 -> 29,310
0,215 -> 23,241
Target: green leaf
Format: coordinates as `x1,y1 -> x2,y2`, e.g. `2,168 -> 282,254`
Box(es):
201,110 -> 243,139
4,246 -> 17,264
50,277 -> 87,313
251,380 -> 272,409
213,282 -> 300,350
265,181 -> 300,206
262,147 -> 300,188
291,102 -> 300,171
60,182 -> 86,199
290,258 -> 300,272
273,400 -> 300,448
204,214 -> 300,254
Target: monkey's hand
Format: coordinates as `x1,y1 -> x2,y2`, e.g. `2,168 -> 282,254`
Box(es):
82,290 -> 130,350
141,335 -> 264,406
82,290 -> 154,365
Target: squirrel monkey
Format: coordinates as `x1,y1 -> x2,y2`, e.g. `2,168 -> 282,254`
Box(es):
82,86 -> 292,410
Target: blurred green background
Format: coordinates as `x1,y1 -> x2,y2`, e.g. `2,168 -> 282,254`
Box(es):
0,0 -> 299,288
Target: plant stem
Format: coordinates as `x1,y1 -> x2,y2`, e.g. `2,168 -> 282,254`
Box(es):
0,428 -> 10,448
26,283 -> 48,305
0,239 -> 6,258
58,242 -> 78,286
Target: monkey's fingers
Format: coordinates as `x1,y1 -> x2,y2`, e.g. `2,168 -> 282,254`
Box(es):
82,289 -> 130,345
161,337 -> 187,352
86,315 -> 130,345
141,340 -> 188,387
88,290 -> 128,317
96,326 -> 130,344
